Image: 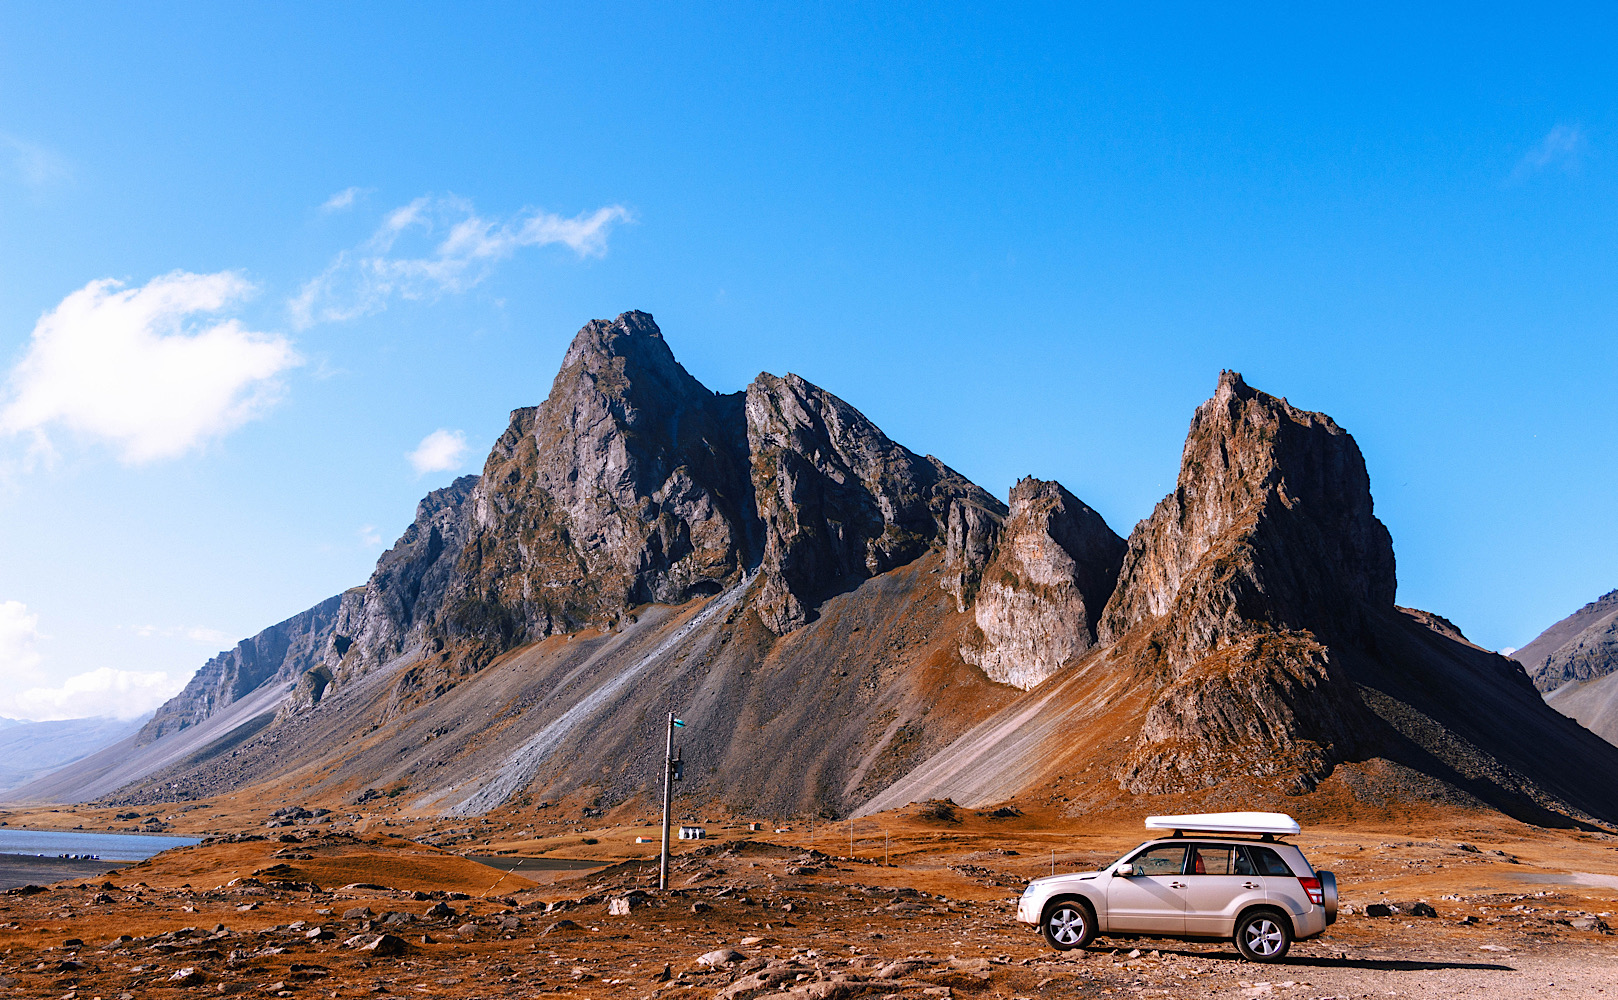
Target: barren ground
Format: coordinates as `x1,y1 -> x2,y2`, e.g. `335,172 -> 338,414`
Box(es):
1,798 -> 1616,999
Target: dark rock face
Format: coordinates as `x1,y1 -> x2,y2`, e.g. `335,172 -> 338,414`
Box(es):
1100,371 -> 1393,793
745,372 -> 1004,633
962,477 -> 1124,689
140,595 -> 343,743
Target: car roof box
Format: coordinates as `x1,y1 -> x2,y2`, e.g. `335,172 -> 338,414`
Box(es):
1144,811 -> 1301,838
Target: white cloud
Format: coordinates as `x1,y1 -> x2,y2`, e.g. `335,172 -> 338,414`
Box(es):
359,524 -> 383,548
320,186 -> 370,213
0,271 -> 302,463
1511,125 -> 1585,181
0,601 -> 182,720
290,195 -> 633,327
408,428 -> 469,475
0,133 -> 71,187
6,667 -> 184,722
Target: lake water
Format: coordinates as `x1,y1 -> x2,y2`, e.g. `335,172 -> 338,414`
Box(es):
0,827 -> 200,861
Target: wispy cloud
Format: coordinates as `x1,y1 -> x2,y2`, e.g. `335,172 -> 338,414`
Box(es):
132,624 -> 234,646
320,186 -> 371,213
358,524 -> 384,548
1510,124 -> 1585,182
0,271 -> 302,464
0,133 -> 71,188
408,428 -> 469,475
290,195 -> 633,328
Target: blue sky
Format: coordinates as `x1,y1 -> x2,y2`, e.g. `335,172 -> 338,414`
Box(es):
0,4 -> 1613,718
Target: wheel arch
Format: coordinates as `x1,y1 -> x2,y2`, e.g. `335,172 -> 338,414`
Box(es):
1041,892 -> 1101,924
1235,902 -> 1294,939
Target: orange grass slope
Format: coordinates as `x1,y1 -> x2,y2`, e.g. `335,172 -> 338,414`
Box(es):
104,832 -> 538,895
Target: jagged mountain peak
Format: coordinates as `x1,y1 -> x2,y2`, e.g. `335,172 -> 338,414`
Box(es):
745,369 -> 1004,633
1102,370 -> 1396,655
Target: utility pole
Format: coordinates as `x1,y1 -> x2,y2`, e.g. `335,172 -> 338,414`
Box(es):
658,713 -> 684,891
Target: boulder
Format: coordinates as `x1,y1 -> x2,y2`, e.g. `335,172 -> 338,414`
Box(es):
697,948 -> 746,967
359,933 -> 409,956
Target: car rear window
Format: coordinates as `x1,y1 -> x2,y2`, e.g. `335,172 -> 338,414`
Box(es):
1242,845 -> 1296,877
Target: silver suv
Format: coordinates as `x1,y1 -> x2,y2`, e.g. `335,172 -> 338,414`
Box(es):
1016,822 -> 1337,962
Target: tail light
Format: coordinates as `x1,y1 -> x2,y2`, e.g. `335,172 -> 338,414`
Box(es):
1297,876 -> 1323,905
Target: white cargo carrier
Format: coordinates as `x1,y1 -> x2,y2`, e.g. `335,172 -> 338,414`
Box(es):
1142,811 -> 1301,838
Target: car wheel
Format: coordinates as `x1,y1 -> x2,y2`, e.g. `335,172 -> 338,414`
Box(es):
1041,899 -> 1096,951
1234,909 -> 1290,962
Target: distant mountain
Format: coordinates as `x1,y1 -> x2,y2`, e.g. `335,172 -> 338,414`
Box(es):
1513,590 -> 1618,746
13,313 -> 1618,832
0,716 -> 146,794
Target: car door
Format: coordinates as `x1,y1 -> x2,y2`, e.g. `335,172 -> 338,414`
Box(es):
1105,844 -> 1187,934
1246,843 -> 1309,921
1182,843 -> 1266,935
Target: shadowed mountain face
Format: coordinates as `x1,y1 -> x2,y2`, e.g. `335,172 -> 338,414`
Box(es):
746,371 -> 1004,633
15,317 -> 1618,833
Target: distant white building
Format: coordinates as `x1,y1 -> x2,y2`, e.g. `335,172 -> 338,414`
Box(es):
678,826 -> 706,840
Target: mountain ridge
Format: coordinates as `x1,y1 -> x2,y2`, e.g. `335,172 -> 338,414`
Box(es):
10,312 -> 1618,835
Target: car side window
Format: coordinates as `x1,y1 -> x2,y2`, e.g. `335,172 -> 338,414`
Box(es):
1234,847 -> 1258,875
1188,845 -> 1234,875
1128,845 -> 1188,876
1242,845 -> 1296,877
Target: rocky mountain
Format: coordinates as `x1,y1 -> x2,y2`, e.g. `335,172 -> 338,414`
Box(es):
960,477 -> 1124,689
11,316 -> 1618,834
1513,590 -> 1618,746
864,373 -> 1618,828
142,595 -> 344,742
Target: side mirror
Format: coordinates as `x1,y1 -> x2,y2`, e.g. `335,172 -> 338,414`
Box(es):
1115,863 -> 1135,877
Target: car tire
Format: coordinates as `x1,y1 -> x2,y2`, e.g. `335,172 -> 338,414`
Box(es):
1041,898 -> 1097,951
1234,908 -> 1291,962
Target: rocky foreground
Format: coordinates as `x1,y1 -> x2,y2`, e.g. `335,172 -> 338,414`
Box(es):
2,807 -> 1616,999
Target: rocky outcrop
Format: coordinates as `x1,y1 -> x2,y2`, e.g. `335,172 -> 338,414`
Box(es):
745,372 -> 1004,633
1517,590 -> 1618,692
962,478 -> 1123,689
1101,371 -> 1397,661
322,475 -> 480,684
1515,589 -> 1618,748
1099,371 -> 1393,793
429,312 -> 756,659
140,595 -> 343,743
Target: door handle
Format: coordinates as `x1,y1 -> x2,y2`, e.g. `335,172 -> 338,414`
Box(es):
1170,882 -> 1187,889
1243,882 -> 1261,889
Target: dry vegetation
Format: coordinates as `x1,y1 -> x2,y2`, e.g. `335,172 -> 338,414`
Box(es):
2,796 -> 1617,998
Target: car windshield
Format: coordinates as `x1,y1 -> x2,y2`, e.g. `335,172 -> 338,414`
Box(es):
1113,841 -> 1157,867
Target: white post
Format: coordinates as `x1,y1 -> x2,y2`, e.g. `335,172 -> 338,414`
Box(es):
659,712 -> 675,891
